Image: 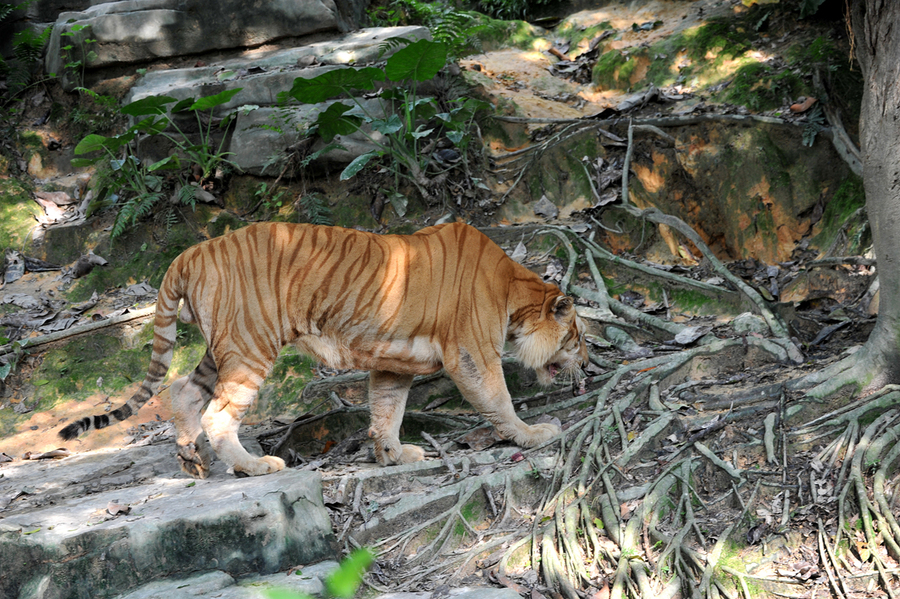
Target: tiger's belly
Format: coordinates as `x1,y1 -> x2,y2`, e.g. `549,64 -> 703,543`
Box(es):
292,335 -> 443,375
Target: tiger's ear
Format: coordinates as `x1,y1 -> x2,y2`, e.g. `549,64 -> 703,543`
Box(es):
552,295 -> 575,322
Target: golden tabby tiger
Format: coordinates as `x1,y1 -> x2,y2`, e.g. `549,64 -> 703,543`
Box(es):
60,222 -> 587,477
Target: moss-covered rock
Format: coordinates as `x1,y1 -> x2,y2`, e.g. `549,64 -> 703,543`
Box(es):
0,178 -> 40,250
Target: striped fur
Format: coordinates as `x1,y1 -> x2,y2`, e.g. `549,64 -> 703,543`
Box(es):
59,222 -> 587,477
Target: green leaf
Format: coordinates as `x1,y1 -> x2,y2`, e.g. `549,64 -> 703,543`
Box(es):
325,548 -> 375,599
340,151 -> 377,181
171,97 -> 195,113
410,126 -> 433,140
132,116 -> 169,135
262,589 -> 310,599
288,67 -> 384,104
388,192 -> 408,217
121,95 -> 178,116
148,156 -> 180,172
385,39 -> 447,83
372,114 -> 402,135
73,134 -> 109,155
70,157 -> 99,168
190,88 -> 242,111
0,362 -> 11,381
447,130 -> 464,145
315,102 -> 362,142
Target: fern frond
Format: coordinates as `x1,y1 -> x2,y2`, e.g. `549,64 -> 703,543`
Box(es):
300,193 -> 333,226
377,36 -> 414,59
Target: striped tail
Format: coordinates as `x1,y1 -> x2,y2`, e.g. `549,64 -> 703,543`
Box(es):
58,263 -> 185,442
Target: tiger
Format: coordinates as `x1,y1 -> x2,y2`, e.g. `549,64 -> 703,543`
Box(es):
59,222 -> 588,478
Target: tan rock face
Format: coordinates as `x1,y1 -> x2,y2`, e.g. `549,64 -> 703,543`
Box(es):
628,121 -> 849,263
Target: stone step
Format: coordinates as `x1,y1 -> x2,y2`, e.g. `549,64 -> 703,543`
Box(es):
0,444 -> 337,599
45,0 -> 350,89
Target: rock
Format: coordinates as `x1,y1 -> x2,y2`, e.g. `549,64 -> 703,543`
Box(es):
732,312 -> 769,336
0,444 -> 337,599
114,561 -> 339,599
46,0 -> 348,89
533,195 -> 559,219
119,26 -> 429,174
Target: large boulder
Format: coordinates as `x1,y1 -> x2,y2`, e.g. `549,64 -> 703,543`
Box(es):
0,444 -> 336,599
120,26 -> 429,174
45,0 -> 348,89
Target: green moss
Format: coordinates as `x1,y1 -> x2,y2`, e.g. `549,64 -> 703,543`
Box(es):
823,176 -> 866,224
69,223 -> 199,302
0,178 -> 40,249
505,20 -> 544,50
724,63 -> 808,111
330,197 -> 378,229
207,210 -> 249,239
683,19 -> 750,63
258,346 -> 318,416
592,50 -> 628,89
787,35 -> 863,124
555,21 -> 613,50
810,175 -> 868,254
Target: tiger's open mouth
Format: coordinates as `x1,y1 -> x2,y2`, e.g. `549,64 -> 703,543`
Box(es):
548,363 -> 561,378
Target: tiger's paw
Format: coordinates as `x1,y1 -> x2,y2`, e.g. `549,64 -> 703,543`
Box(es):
516,422 -> 561,448
399,443 -> 426,463
177,441 -> 212,479
374,439 -> 425,466
234,455 -> 286,477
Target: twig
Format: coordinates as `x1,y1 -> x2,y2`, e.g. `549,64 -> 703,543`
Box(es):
818,518 -> 849,599
614,204 -> 791,339
538,228 -> 577,293
0,304 -> 157,360
422,431 -> 458,477
622,118 -> 634,206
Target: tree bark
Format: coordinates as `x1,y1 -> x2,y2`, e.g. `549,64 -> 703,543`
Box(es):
851,2 -> 900,386
795,2 -> 900,394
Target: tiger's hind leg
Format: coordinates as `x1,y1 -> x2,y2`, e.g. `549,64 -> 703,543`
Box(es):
368,370 -> 425,466
172,350 -> 217,479
201,364 -> 285,476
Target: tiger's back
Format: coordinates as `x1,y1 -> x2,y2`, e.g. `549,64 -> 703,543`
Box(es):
60,222 -> 587,477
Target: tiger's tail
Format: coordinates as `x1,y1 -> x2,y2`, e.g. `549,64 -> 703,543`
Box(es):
58,260 -> 186,442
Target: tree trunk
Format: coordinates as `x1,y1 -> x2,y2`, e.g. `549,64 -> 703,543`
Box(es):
852,1 -> 900,386
796,2 -> 900,394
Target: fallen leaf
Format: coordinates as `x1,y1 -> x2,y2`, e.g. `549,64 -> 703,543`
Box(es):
107,501 -> 131,516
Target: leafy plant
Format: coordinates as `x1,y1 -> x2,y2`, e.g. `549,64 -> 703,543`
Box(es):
286,38 -> 488,206
254,181 -> 286,215
73,89 -> 247,238
473,0 -> 552,20
58,22 -> 98,87
802,103 -> 825,147
369,0 -> 497,60
299,192 -> 333,225
262,548 -> 374,599
0,1 -> 51,98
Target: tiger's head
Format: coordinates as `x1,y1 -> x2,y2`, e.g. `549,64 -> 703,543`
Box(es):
510,294 -> 588,387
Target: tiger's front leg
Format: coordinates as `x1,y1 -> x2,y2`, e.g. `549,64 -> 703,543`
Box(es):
368,370 -> 425,466
448,351 -> 560,448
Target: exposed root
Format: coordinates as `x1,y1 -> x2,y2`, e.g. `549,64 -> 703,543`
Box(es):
790,341 -> 895,397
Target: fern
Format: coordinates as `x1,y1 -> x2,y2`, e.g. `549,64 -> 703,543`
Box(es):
2,20 -> 50,93
377,36 -> 415,59
111,192 -> 163,240
300,193 -> 333,226
178,184 -> 198,209
802,104 -> 826,147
